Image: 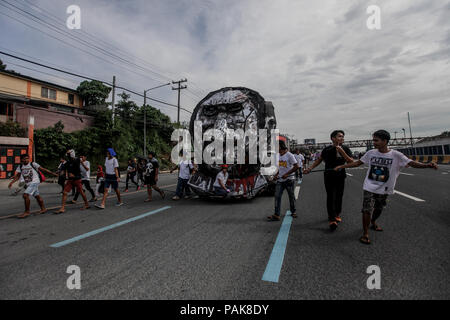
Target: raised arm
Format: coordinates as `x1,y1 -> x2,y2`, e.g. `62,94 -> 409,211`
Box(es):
407,161 -> 438,169
304,156 -> 323,174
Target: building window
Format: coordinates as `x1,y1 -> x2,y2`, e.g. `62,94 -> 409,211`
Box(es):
68,94 -> 74,105
41,87 -> 56,100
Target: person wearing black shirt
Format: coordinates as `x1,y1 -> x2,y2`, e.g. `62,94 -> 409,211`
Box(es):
144,151 -> 165,202
304,130 -> 354,230
55,149 -> 90,214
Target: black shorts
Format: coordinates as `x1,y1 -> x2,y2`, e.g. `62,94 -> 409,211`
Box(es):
144,176 -> 156,186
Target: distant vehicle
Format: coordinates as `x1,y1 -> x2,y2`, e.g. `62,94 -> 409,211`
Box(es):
187,87 -> 278,199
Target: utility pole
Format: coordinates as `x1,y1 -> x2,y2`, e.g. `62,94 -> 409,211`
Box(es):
172,78 -> 187,124
394,131 -> 398,139
144,90 -> 147,156
408,112 -> 414,155
142,83 -> 171,156
111,75 -> 116,125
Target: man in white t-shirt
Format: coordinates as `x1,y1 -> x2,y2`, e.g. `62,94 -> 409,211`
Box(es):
213,164 -> 230,197
8,154 -> 57,219
96,148 -> 123,209
73,154 -> 96,203
335,130 -> 438,245
170,159 -> 195,200
267,141 -> 299,221
294,149 -> 305,181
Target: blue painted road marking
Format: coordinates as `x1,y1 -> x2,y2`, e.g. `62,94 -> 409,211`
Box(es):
262,211 -> 293,283
50,206 -> 171,248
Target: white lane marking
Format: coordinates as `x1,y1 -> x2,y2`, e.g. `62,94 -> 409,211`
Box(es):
346,173 -> 353,177
294,186 -> 300,200
394,190 -> 425,202
442,172 -> 448,175
400,172 -> 414,176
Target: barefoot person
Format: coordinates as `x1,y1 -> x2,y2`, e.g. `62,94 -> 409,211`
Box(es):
144,151 -> 165,202
334,130 -> 438,244
8,154 -> 57,218
56,149 -> 90,214
96,148 -> 123,209
267,141 -> 299,221
304,130 -> 354,230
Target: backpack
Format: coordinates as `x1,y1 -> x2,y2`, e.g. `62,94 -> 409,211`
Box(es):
20,162 -> 46,183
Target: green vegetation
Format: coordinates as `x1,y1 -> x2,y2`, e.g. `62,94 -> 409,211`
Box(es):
33,81 -> 177,171
0,120 -> 26,137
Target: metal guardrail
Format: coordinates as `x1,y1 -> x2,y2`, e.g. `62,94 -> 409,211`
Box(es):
294,137 -> 427,149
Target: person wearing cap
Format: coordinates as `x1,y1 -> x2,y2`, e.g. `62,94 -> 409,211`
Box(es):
213,164 -> 230,196
144,151 -> 165,202
267,141 -> 299,221
95,148 -> 123,209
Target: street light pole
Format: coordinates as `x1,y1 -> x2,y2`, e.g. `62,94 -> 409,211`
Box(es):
142,83 -> 171,156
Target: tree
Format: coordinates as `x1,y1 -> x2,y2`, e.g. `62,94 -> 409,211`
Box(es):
76,80 -> 111,107
0,59 -> 6,71
0,120 -> 26,137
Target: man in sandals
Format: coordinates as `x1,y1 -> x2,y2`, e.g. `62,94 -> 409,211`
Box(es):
96,148 -> 123,209
267,141 -> 299,221
304,130 -> 354,230
9,154 -> 57,218
334,130 -> 438,244
144,151 -> 165,202
56,149 -> 90,214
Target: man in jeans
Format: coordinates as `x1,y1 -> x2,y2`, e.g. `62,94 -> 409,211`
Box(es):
267,141 -> 299,221
171,159 -> 195,200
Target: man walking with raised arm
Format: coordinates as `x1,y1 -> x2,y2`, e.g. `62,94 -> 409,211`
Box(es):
304,130 -> 354,230
335,130 -> 438,244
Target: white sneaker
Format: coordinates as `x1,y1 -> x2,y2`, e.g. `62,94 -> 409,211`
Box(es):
172,195 -> 180,200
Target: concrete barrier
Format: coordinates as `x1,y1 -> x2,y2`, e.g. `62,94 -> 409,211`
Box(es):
408,155 -> 450,164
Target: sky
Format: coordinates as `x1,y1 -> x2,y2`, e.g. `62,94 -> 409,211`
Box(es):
0,0 -> 449,143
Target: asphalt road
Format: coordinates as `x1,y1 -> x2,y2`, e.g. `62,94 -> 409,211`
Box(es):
0,165 -> 449,299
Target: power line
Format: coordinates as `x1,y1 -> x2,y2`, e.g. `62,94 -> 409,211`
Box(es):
1,0 -> 171,85
0,50 -> 192,113
0,9 -> 169,86
18,0 -> 178,84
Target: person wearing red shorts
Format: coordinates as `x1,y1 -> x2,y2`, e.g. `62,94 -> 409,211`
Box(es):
55,149 -> 90,214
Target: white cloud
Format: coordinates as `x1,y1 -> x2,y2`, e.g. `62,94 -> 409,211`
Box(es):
0,0 -> 448,141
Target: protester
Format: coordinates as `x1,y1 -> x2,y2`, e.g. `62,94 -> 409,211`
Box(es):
72,154 -> 97,203
96,148 -> 123,209
294,149 -> 305,182
334,130 -> 438,244
304,130 -> 354,230
137,158 -> 145,188
95,165 -> 105,198
144,151 -> 165,202
170,158 -> 195,200
57,157 -> 67,194
8,154 -> 57,218
267,141 -> 299,221
124,158 -> 139,192
213,164 -> 230,197
55,149 -> 90,214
